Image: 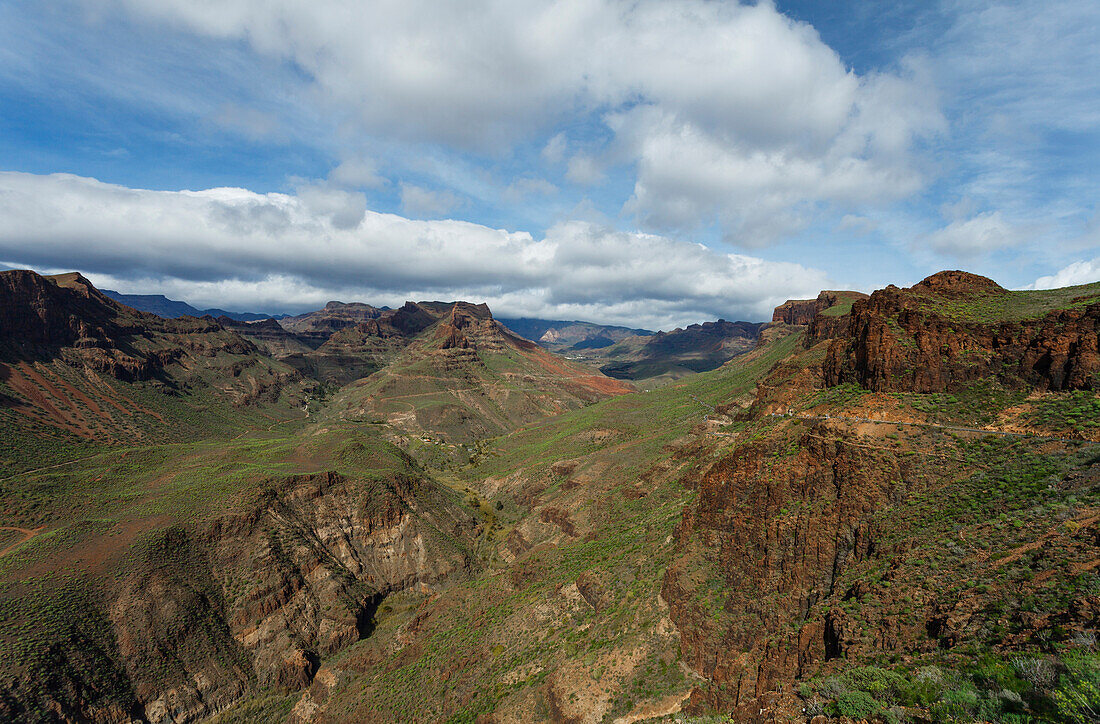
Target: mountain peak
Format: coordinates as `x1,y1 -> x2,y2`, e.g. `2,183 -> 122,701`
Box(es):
914,270 -> 1005,296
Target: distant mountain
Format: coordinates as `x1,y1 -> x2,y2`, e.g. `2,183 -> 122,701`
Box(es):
101,290 -> 287,321
280,300 -> 389,334
303,301 -> 636,440
594,319 -> 766,381
496,317 -> 653,349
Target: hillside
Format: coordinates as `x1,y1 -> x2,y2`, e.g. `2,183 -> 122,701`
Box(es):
0,270 -> 314,473
272,271 -> 1100,723
591,319 -> 766,382
323,301 -> 635,444
0,269 -> 1097,724
0,271 -> 635,723
496,317 -> 654,350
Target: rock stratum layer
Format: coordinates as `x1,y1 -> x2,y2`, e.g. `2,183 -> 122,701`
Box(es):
0,464 -> 478,723
2,269 -> 1099,724
824,271 -> 1100,392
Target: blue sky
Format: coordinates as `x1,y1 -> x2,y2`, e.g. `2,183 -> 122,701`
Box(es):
0,0 -> 1097,328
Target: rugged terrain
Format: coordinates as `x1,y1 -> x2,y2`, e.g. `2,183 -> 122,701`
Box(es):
496,318 -> 654,351
1,269 -> 1098,723
569,320 -> 767,384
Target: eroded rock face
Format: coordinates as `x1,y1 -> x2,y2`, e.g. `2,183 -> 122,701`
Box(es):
823,271 -> 1100,392
772,291 -> 868,327
205,471 -> 475,699
8,471 -> 478,724
663,432 -> 905,715
0,271 -> 134,363
771,298 -> 819,326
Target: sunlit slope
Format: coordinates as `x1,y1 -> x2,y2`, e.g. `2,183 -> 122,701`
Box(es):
270,326 -> 805,723
0,425 -> 481,722
0,270 -> 313,476
322,301 -> 634,442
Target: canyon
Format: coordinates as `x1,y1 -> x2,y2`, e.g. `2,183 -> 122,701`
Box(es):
0,269 -> 1097,723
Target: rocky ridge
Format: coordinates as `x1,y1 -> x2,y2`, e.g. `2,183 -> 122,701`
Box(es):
823,271 -> 1100,392
660,270 -> 1100,720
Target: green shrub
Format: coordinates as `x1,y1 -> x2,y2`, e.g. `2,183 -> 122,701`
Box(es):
832,690 -> 881,718
931,687 -> 979,722
902,666 -> 946,707
1053,650 -> 1100,723
846,666 -> 907,701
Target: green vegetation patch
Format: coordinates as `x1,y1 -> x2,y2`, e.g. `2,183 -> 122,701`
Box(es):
1025,391 -> 1100,435
923,281 -> 1100,324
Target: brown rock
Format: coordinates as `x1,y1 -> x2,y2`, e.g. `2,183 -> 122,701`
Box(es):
822,271 -> 1100,392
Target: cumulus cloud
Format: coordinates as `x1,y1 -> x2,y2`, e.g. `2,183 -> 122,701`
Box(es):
105,0 -> 944,244
0,171 -> 828,328
565,154 -> 605,186
1028,259 -> 1100,290
921,211 -> 1028,258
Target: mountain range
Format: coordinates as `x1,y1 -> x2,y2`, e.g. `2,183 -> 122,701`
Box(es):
100,290 -> 291,322
98,289 -> 777,383
1,268 -> 1098,723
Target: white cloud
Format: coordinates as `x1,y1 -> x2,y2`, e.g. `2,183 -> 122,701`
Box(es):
0,171 -> 829,328
922,211 -> 1028,258
329,158 -> 385,189
837,215 -> 878,236
615,64 -> 942,245
541,133 -> 567,165
1028,259 -> 1100,290
565,154 -> 605,186
399,183 -> 464,218
503,177 -> 558,204
104,0 -> 944,244
294,185 -> 367,230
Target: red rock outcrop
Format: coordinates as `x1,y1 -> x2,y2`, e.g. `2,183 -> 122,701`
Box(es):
772,290 -> 868,326
663,430 -> 907,715
823,271 -> 1100,392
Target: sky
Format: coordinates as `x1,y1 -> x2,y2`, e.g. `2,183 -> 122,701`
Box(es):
0,0 -> 1097,329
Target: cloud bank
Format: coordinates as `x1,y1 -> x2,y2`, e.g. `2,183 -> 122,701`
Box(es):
103,0 -> 943,244
1028,259 -> 1100,291
0,172 -> 828,329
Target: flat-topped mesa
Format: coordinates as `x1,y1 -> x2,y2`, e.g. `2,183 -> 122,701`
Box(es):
822,270 -> 1100,393
772,290 -> 869,326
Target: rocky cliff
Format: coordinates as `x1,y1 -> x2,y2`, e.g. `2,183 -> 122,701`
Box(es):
823,271 -> 1100,392
0,468 -> 478,723
772,290 -> 868,326
661,270 -> 1100,720
0,271 -> 314,445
